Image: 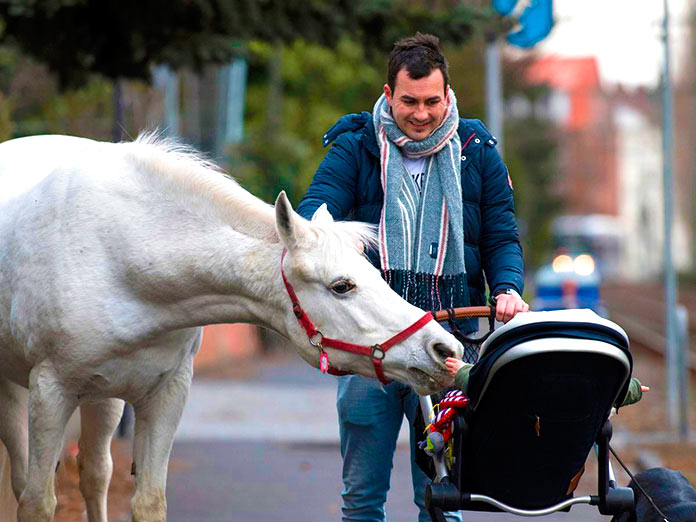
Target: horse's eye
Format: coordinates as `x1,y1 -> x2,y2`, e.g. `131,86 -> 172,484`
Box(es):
330,279 -> 355,295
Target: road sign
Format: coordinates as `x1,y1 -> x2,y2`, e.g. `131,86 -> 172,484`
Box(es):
493,0 -> 554,49
492,0 -> 518,16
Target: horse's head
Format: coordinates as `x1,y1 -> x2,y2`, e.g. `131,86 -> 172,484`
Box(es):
274,192 -> 464,395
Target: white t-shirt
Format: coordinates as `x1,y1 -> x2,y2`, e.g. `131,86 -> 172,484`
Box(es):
403,156 -> 427,192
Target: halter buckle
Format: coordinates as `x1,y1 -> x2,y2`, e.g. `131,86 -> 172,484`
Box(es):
309,331 -> 324,348
371,344 -> 385,361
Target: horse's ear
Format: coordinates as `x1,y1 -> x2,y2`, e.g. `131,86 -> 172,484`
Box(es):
275,191 -> 307,250
311,203 -> 334,226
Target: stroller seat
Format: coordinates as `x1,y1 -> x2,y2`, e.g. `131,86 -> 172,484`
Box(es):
425,309 -> 635,519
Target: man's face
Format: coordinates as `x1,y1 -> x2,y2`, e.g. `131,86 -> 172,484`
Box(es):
384,68 -> 448,141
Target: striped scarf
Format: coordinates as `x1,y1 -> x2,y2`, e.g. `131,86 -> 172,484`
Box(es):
373,87 -> 468,312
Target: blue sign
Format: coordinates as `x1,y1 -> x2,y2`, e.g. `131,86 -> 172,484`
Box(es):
492,0 -> 519,16
506,0 -> 554,48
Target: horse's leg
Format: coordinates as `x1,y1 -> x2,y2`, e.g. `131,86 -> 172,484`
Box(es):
78,398 -> 125,522
0,376 -> 28,501
17,361 -> 76,522
131,356 -> 194,522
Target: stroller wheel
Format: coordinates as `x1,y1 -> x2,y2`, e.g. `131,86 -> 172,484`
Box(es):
426,480 -> 461,515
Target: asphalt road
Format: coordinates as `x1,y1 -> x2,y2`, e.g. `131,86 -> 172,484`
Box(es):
165,352 -> 609,521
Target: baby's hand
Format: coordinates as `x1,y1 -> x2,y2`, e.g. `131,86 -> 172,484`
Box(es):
445,357 -> 465,378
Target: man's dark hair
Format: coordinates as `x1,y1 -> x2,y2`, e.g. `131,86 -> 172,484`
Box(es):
387,33 -> 449,93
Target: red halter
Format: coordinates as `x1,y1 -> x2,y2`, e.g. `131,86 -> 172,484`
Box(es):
280,249 -> 433,384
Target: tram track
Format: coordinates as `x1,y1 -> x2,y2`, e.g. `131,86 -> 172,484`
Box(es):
605,311 -> 696,371
599,283 -> 696,483
601,282 -> 696,371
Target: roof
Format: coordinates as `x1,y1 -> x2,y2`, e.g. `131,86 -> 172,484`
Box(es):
526,56 -> 601,91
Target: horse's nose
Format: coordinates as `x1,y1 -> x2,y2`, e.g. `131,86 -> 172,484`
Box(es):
427,339 -> 463,365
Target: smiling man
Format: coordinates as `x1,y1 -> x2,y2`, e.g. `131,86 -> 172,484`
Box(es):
384,61 -> 447,141
298,33 -> 527,521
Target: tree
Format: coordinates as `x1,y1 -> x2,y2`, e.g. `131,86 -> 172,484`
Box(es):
234,38 -> 382,204
0,0 -> 485,89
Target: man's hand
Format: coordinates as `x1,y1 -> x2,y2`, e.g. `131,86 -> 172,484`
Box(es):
495,292 -> 529,323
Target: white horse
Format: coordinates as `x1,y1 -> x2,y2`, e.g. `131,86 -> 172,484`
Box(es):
0,134 -> 463,522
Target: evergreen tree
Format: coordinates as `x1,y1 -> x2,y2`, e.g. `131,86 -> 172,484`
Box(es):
0,0 -> 483,89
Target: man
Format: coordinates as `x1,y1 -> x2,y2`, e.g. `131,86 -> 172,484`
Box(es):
297,33 -> 528,522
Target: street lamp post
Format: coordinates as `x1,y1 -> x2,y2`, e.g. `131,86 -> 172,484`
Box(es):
661,0 -> 685,437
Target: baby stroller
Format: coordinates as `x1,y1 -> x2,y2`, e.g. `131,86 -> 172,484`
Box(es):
420,308 -> 636,521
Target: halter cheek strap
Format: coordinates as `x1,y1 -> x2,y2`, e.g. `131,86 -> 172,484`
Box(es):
280,249 -> 433,384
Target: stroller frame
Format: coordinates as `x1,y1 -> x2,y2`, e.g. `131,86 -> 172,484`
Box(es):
421,308 -> 636,520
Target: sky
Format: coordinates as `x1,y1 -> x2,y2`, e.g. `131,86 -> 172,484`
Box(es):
537,0 -> 691,88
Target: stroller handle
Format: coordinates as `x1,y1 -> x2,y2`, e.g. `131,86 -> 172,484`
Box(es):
431,306 -> 494,322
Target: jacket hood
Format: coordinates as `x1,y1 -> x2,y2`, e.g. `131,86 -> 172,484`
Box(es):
323,111 -> 379,157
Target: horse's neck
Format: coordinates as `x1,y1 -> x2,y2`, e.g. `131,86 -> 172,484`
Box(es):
123,144 -> 291,337
127,218 -> 290,336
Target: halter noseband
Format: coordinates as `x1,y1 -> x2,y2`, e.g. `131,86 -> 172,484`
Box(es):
280,249 -> 433,384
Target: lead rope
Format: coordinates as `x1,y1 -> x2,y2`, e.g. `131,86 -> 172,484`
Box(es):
608,444 -> 670,522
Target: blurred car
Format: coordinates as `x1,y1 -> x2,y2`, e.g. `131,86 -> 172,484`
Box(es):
533,252 -> 607,316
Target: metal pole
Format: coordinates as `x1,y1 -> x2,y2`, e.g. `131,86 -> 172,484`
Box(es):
223,58 -> 247,145
216,58 -> 247,156
153,65 -> 180,137
419,395 -> 449,480
485,33 -> 504,158
676,305 -> 690,440
661,0 -> 680,429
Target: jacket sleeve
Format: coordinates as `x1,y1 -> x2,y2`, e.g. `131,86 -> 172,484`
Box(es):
297,132 -> 359,221
478,145 -> 525,297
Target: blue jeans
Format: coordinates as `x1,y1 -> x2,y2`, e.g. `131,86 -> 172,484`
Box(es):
337,374 -> 463,522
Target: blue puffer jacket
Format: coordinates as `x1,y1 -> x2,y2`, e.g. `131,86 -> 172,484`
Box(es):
297,112 -> 524,313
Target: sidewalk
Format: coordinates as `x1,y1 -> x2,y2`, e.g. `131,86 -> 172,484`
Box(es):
168,352 -> 608,521
176,363 -> 409,444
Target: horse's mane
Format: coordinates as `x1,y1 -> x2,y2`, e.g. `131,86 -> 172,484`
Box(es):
124,132 -> 378,255
318,220 -> 379,260
125,132 -> 279,242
